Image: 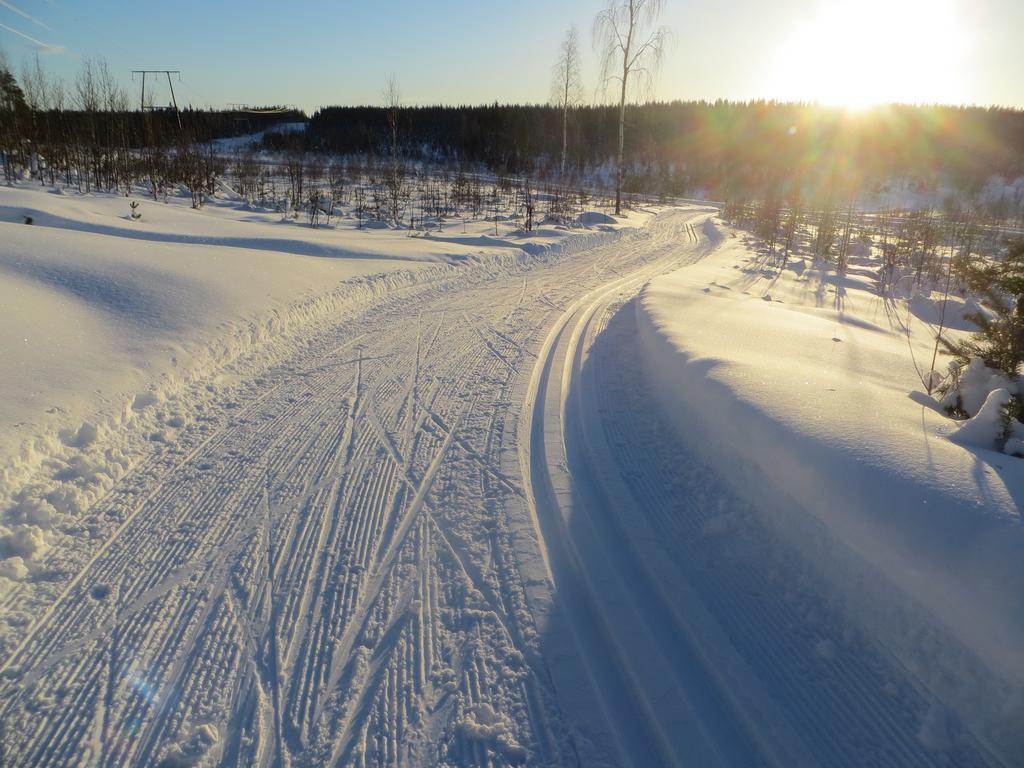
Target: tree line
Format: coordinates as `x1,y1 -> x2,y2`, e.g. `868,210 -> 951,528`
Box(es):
0,54 -> 303,197
289,101 -> 1024,203
3,0 -> 1024,215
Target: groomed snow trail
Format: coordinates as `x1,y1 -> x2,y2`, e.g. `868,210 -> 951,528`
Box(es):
0,208 -> 1000,767
0,210 -> 701,767
516,216 -> 1002,766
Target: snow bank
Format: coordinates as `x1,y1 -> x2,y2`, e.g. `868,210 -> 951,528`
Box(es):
636,219 -> 1024,761
576,210 -> 617,226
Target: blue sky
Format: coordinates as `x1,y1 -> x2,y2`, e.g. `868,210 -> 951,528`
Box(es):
1,0 -> 1021,111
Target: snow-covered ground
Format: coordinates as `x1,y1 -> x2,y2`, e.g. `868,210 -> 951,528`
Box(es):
0,184 -> 649,584
0,187 -> 425,477
206,121 -> 307,154
638,221 -> 1023,763
0,183 -> 659,766
0,190 -> 1016,767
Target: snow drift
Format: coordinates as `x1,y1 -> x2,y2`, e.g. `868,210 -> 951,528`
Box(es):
636,218 -> 1024,761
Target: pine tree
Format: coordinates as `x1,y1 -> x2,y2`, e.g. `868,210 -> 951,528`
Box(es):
942,241 -> 1024,449
0,64 -> 29,181
0,67 -> 27,112
944,240 -> 1024,377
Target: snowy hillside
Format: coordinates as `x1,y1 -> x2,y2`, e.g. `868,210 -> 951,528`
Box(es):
638,219 -> 1024,761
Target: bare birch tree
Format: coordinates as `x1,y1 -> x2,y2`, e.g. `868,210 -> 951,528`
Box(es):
382,75 -> 407,226
384,74 -> 401,172
551,26 -> 583,177
594,0 -> 669,214
20,54 -> 47,182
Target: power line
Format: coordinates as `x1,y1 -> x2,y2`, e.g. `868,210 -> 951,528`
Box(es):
131,70 -> 183,129
228,104 -> 298,114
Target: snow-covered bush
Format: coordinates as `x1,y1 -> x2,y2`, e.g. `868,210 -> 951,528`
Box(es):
949,388 -> 1014,451
939,357 -> 1016,417
939,241 -> 1024,454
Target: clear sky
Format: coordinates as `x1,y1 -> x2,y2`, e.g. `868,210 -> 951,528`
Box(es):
1,0 -> 1022,111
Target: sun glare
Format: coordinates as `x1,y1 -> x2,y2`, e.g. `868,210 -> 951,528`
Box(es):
767,0 -> 969,108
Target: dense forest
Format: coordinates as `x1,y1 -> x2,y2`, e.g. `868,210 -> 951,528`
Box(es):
298,102 -> 1024,201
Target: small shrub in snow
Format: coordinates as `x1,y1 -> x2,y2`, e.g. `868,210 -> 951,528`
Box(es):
938,357 -> 1015,418
949,388 -> 1013,451
940,240 -> 1024,454
940,359 -> 1022,455
947,240 -> 1024,374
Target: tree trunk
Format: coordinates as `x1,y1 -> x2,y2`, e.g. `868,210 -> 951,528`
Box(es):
561,97 -> 568,177
616,75 -> 627,216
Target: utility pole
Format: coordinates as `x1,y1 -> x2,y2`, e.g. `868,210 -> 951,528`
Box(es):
132,70 -> 183,130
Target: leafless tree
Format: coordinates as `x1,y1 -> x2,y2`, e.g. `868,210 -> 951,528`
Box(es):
284,149 -> 305,214
233,149 -> 260,203
96,60 -> 130,193
551,26 -> 583,177
520,177 -> 535,232
74,57 -> 101,190
594,0 -> 670,214
49,78 -> 72,187
383,75 -> 401,172
327,161 -> 346,207
354,186 -> 367,229
382,75 -> 408,226
490,185 -> 501,236
19,55 -> 48,183
308,188 -> 322,227
175,139 -> 222,209
383,171 -> 410,227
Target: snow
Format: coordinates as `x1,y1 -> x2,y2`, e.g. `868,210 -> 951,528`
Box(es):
160,723 -> 219,767
0,556 -> 27,581
1006,420 -> 1024,457
637,219 -> 1024,761
941,356 -> 1019,416
206,121 -> 306,153
457,702 -> 526,759
576,210 -> 617,226
950,388 -> 1014,450
0,190 -> 1014,766
0,183 -> 650,584
0,187 -> 423,578
0,525 -> 47,559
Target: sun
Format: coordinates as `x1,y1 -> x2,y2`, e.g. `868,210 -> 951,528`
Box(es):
766,0 -> 968,108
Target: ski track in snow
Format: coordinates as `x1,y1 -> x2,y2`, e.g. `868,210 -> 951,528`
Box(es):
0,210 -> 1003,767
